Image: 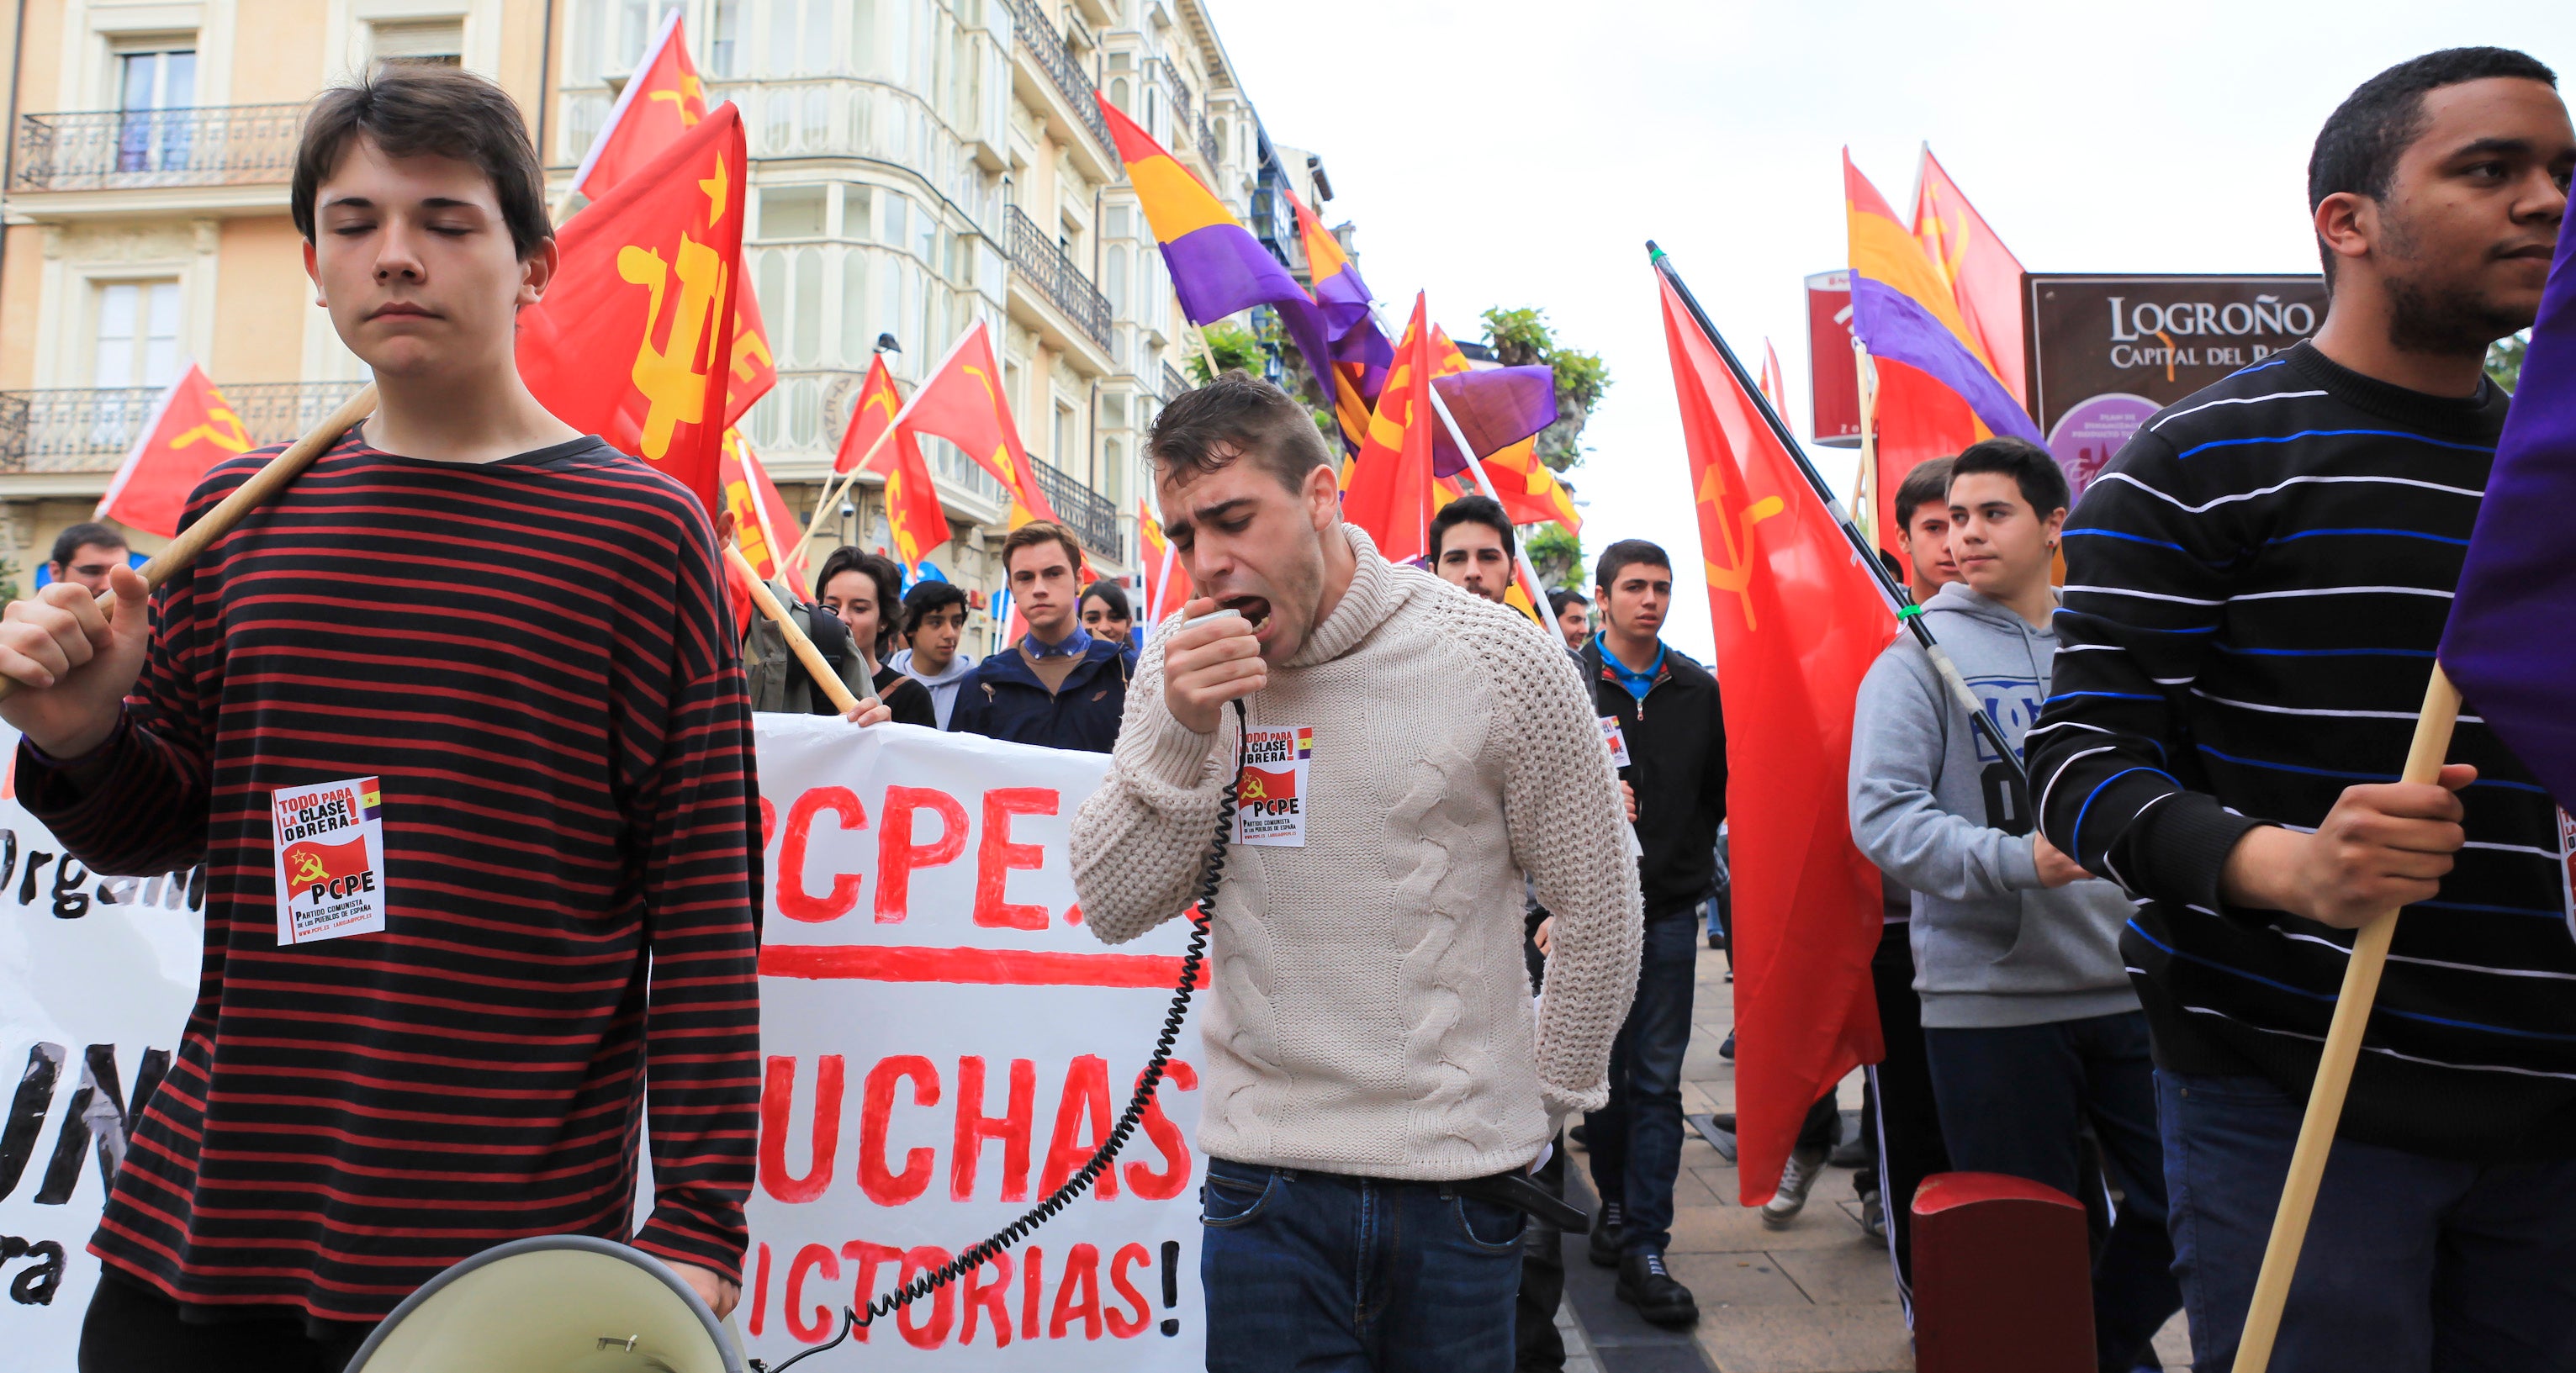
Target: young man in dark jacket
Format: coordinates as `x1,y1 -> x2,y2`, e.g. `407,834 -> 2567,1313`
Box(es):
949,520 -> 1129,752
2029,49 -> 2576,1371
1579,538 -> 1724,1328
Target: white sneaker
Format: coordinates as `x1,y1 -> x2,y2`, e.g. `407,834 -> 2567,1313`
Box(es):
1761,1145 -> 1828,1229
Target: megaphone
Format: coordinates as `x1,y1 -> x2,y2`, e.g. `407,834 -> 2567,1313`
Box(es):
346,1234 -> 745,1373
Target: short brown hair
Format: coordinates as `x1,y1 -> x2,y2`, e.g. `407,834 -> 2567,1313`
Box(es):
1891,457 -> 1955,531
293,65 -> 551,259
1147,372 -> 1333,494
1000,520 -> 1082,577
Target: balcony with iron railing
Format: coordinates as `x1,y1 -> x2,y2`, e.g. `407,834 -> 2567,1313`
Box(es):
1163,362 -> 1192,404
11,104 -> 306,193
1026,453 -> 1120,557
0,381 -> 368,473
1005,204 -> 1111,349
998,0 -> 1114,156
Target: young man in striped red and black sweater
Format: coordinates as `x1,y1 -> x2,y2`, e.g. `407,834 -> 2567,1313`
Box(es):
0,67 -> 814,1370
2029,49 -> 2575,1372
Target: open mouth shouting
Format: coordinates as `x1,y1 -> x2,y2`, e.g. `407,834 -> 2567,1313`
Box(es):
1221,595 -> 1273,632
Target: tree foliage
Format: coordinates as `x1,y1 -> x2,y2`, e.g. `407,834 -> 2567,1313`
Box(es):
1479,305 -> 1610,474
2487,331 -> 2527,394
1187,321 -> 1268,383
1525,524 -> 1583,590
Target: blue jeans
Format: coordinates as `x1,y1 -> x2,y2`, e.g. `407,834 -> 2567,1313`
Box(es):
1923,1011 -> 2177,1371
2158,1069 -> 2576,1373
1199,1157 -> 1525,1373
1584,911 -> 1699,1255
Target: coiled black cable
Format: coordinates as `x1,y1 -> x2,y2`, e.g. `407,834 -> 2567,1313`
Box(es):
751,697 -> 1246,1371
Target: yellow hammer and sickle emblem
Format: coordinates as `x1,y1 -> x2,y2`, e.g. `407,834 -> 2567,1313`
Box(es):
617,235 -> 727,459
730,327 -> 772,384
291,850 -> 328,885
647,76 -> 704,127
172,404 -> 251,454
1240,775 -> 1268,801
1697,464 -> 1786,631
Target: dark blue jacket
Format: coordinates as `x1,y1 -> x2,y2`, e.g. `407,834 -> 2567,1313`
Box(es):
947,636 -> 1131,753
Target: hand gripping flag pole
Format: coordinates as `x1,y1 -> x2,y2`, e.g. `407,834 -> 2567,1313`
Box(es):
1647,241 -> 2029,802
2230,668 -> 2461,1373
0,384 -> 868,717
0,383 -> 380,705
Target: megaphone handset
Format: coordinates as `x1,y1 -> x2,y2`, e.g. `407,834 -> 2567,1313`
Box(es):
753,694 -> 1250,1371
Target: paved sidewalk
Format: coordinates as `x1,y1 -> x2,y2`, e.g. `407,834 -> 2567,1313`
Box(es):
1553,937 -> 2192,1373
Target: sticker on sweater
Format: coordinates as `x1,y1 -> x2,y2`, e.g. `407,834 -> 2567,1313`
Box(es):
1235,726 -> 1311,847
1600,716 -> 1631,768
272,776 -> 388,944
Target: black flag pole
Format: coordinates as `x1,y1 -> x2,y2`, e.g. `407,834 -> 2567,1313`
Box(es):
1648,240 -> 2033,805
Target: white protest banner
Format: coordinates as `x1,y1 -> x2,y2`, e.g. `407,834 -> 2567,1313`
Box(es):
743,716 -> 1204,1366
0,717 -> 1206,1370
0,731 -> 207,1369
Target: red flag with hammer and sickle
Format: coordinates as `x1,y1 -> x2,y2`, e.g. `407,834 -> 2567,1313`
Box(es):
566,11 -> 773,427
519,103 -> 745,515
1660,265 -> 1889,1210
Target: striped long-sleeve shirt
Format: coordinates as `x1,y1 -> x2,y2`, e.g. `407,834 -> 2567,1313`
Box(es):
19,431 -> 764,1326
2029,341 -> 2576,1161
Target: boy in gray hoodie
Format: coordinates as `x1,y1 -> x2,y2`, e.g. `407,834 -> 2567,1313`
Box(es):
1847,438 -> 2177,1373
891,580 -> 978,729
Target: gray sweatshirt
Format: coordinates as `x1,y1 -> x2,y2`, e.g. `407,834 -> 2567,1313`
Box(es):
1848,583 -> 2138,1029
890,647 -> 977,730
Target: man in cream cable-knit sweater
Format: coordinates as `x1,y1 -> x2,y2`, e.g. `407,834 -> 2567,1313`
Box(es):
1071,375 -> 1643,1371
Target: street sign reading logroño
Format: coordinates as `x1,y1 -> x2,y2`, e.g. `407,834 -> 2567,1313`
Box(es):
2023,273 -> 2327,498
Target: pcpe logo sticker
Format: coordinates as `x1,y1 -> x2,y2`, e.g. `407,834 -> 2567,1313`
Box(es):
271,776 -> 389,944
1235,727 -> 1311,848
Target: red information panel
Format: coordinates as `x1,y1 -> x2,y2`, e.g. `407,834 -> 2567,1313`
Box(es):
1806,271 -> 1861,448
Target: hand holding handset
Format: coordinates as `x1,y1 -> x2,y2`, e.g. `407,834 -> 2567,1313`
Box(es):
1164,597 -> 1267,735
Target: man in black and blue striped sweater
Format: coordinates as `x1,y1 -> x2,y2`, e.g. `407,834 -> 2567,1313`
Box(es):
2030,48 -> 2576,1373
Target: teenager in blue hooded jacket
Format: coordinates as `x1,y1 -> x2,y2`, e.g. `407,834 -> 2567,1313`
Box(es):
949,520 -> 1129,753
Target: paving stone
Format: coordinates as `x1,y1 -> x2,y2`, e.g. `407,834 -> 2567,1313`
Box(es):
1693,1303 -> 1915,1373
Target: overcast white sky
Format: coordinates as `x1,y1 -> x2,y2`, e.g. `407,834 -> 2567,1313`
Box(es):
1204,0 -> 2572,660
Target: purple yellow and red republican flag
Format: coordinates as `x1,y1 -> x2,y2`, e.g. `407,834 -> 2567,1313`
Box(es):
1658,249 -> 1887,1208
1288,187 -> 1392,452
2442,214 -> 2576,811
1842,151 -> 2039,450
1095,92 -> 1338,401
1912,147 -> 2029,408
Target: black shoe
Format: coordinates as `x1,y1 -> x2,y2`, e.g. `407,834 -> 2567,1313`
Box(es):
1568,1122 -> 1588,1149
1616,1250 -> 1700,1328
1586,1201 -> 1624,1268
1707,931 -> 1723,949
1828,1135 -> 1873,1170
1719,1031 -> 1735,1060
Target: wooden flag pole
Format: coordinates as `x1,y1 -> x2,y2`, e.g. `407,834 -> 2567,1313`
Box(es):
789,422 -> 900,573
724,543 -> 867,716
1425,380 -> 1554,623
1853,336 -> 1880,550
0,383 -> 381,704
2230,664 -> 2462,1373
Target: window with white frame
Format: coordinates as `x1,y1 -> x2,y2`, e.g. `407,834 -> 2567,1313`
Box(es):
114,40 -> 197,174
93,280 -> 182,389
371,19 -> 465,66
